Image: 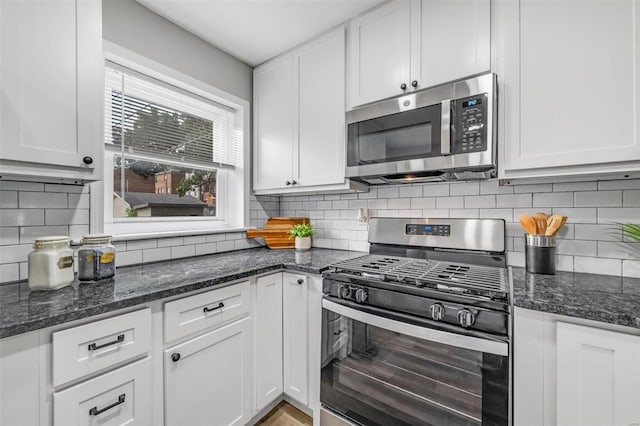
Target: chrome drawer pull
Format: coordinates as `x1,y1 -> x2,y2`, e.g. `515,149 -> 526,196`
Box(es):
89,393 -> 126,416
203,302 -> 224,313
88,334 -> 125,351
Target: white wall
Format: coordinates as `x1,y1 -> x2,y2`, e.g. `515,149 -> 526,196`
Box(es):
102,0 -> 252,101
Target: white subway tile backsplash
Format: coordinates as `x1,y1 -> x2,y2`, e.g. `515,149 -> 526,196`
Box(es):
0,228 -> 19,245
116,250 -> 142,267
0,263 -> 19,283
623,190 -> 640,207
387,198 -> 411,209
553,207 -> 597,223
479,209 -> 513,222
19,192 -> 67,209
557,255 -> 574,272
532,192 -> 573,208
0,191 -> 18,208
623,260 -> 640,278
554,181 -> 597,192
598,179 -> 640,190
464,195 -> 495,209
480,181 -> 513,194
195,242 -> 218,256
574,256 -> 621,275
597,208 -> 640,223
597,241 -> 640,260
206,234 -> 227,243
410,197 -> 436,209
398,185 -> 423,198
1,209 -> 44,227
514,183 -> 552,193
171,244 -> 196,259
348,200 -> 367,209
422,183 -> 450,197
45,209 -> 89,225
68,225 -> 89,241
357,189 -> 377,199
450,182 -> 479,196
217,240 -> 235,252
574,224 -> 621,241
575,191 -> 622,207
126,239 -> 158,251
367,199 -> 388,209
19,226 -> 69,243
449,209 -> 479,218
496,194 -> 531,208
143,247 -> 171,263
234,239 -> 251,250
436,197 -> 464,209
378,187 -> 399,199
68,193 -> 90,209
184,235 -> 207,245
44,183 -> 86,193
158,237 -> 184,247
556,239 -> 597,257
0,181 -> 44,192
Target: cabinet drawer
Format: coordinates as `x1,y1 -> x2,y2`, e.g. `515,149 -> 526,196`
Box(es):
53,357 -> 152,426
52,308 -> 151,387
164,281 -> 250,342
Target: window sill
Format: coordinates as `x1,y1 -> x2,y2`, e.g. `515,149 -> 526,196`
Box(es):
110,227 -> 251,243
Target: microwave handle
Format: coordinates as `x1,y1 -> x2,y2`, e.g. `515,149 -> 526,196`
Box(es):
440,99 -> 452,155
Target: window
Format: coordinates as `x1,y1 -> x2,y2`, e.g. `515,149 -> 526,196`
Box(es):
101,46 -> 249,238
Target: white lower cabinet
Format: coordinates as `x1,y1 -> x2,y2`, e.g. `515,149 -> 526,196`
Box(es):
53,357 -> 152,426
557,322 -> 640,426
164,316 -> 253,426
283,272 -> 309,406
514,307 -> 640,426
255,274 -> 284,412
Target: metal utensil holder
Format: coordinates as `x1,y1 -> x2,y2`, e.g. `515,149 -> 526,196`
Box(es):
525,235 -> 556,275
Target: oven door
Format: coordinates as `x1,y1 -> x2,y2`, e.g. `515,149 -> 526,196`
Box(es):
320,298 -> 510,426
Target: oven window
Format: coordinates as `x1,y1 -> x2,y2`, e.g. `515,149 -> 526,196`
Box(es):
320,310 -> 508,426
347,104 -> 442,167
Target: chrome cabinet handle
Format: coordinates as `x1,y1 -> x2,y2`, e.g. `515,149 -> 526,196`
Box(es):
400,83 -> 407,90
171,353 -> 181,362
411,80 -> 418,88
203,302 -> 224,313
89,394 -> 126,416
286,181 -> 292,186
88,334 -> 124,351
297,278 -> 304,285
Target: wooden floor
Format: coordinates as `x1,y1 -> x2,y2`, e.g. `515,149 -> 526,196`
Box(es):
256,402 -> 313,426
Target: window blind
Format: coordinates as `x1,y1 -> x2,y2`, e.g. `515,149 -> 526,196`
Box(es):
104,64 -> 239,167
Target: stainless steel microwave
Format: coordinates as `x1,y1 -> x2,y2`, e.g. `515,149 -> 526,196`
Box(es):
345,73 -> 497,184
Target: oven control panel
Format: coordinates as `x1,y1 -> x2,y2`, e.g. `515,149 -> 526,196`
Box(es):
452,93 -> 488,155
406,224 -> 451,236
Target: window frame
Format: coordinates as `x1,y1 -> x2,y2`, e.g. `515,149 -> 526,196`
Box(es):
92,41 -> 250,239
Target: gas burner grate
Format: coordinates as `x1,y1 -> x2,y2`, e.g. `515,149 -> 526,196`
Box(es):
331,255 -> 508,298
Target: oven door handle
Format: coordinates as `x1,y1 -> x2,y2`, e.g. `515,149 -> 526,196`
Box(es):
322,299 -> 508,357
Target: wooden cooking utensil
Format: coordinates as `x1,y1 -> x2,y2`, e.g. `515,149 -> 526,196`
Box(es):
561,215 -> 568,227
519,214 -> 537,235
534,215 -> 547,235
545,214 -> 564,236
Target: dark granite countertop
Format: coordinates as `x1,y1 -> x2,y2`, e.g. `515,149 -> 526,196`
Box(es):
511,267 -> 640,329
0,248 -> 364,339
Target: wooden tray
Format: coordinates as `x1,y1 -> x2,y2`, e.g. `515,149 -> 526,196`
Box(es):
245,217 -> 310,249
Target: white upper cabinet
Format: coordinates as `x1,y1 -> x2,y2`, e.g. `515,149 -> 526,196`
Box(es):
0,0 -> 103,182
347,0 -> 411,107
253,53 -> 295,192
347,0 -> 490,109
253,26 -> 363,195
411,0 -> 490,90
557,322 -> 640,426
295,27 -> 346,188
497,0 -> 640,180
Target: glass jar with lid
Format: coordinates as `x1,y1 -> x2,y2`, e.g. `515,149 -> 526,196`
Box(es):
28,236 -> 74,291
78,234 -> 116,281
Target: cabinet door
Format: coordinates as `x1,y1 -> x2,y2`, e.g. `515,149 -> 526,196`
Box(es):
347,0 -> 411,108
410,0 -> 490,90
165,317 -> 253,426
255,274 -> 283,412
253,53 -> 294,191
295,27 -> 346,187
282,272 -> 309,405
500,0 -> 640,178
557,322 -> 640,426
0,0 -> 101,177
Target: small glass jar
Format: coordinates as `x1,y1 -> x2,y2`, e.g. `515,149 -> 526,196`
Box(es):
78,234 -> 116,281
28,236 -> 74,291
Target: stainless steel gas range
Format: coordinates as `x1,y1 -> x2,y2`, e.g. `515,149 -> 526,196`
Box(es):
320,218 -> 511,426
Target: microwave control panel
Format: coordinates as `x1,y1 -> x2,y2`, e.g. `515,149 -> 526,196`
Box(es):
452,93 -> 488,155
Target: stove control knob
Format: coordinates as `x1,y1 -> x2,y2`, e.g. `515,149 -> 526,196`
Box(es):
457,309 -> 475,328
354,288 -> 368,304
338,285 -> 351,299
429,303 -> 445,321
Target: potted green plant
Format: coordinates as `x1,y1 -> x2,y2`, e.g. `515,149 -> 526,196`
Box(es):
622,224 -> 640,244
288,222 -> 313,251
